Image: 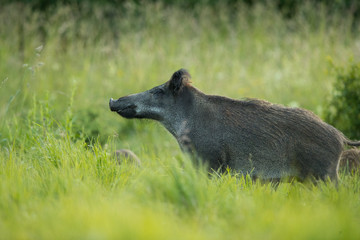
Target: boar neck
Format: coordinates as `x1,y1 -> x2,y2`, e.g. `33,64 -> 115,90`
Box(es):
160,87 -> 214,147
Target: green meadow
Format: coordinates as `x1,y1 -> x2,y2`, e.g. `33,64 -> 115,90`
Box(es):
1,2 -> 360,239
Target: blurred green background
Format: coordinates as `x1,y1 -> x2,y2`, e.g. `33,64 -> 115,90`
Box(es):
1,1 -> 360,239
1,0 -> 359,147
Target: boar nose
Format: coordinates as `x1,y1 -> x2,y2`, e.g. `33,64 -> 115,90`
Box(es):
109,98 -> 116,111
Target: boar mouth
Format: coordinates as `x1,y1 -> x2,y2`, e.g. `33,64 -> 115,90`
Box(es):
115,105 -> 137,118
109,98 -> 137,118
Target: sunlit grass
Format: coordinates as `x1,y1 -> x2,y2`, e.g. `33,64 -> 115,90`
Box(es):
1,122 -> 360,239
1,2 -> 360,239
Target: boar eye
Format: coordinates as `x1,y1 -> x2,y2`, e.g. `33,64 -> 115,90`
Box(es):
151,88 -> 165,95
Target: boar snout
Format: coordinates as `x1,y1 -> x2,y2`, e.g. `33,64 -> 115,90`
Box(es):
109,97 -> 137,118
109,98 -> 125,112
109,98 -> 116,111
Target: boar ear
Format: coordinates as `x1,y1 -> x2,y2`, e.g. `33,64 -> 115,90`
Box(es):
169,69 -> 191,96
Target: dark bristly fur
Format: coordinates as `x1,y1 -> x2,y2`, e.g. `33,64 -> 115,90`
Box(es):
109,69 -> 360,182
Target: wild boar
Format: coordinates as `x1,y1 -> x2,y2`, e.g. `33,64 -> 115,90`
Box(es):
339,149 -> 360,174
109,69 -> 360,182
113,149 -> 141,166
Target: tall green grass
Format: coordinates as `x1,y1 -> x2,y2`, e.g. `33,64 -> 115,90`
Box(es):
1,106 -> 360,239
1,2 -> 360,239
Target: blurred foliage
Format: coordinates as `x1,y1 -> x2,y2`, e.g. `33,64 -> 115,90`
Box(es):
3,0 -> 360,18
1,1 -> 359,146
325,62 -> 360,140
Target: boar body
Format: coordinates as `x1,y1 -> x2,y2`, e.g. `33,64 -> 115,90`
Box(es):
110,69 -> 360,181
